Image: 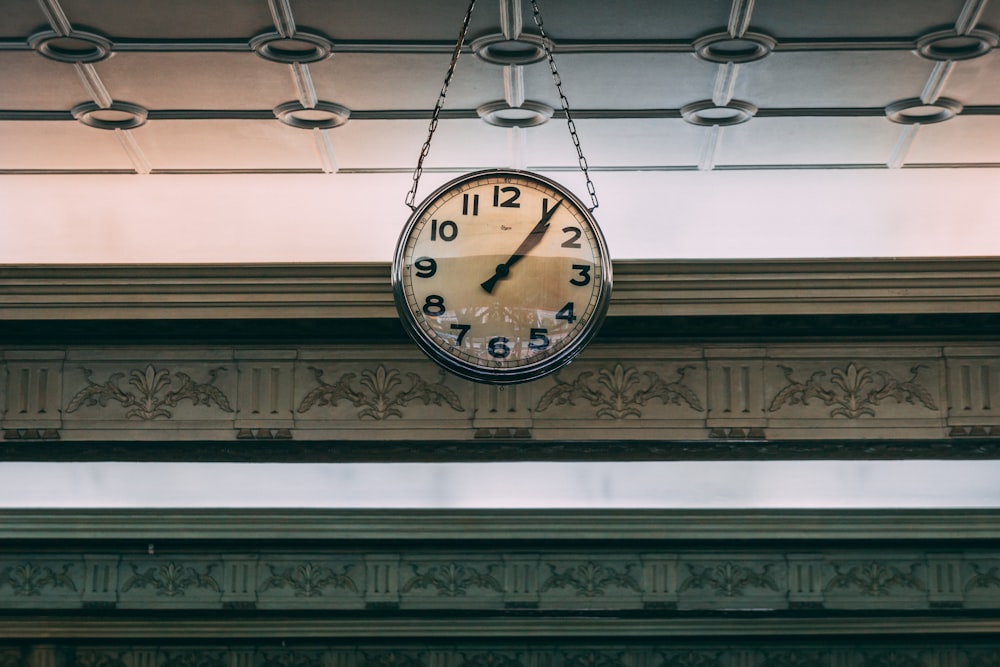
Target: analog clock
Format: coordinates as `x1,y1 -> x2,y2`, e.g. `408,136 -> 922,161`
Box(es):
392,169 -> 612,384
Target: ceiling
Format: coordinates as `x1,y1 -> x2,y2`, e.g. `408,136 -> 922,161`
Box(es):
1,0 -> 1000,262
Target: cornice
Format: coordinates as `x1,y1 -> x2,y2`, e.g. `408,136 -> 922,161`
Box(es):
0,616 -> 996,639
2,509 -> 999,541
2,257 -> 1000,321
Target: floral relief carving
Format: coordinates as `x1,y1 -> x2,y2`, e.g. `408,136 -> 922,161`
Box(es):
260,561 -> 358,597
768,362 -> 937,419
297,365 -> 464,420
824,561 -> 925,597
122,561 -> 221,597
361,653 -> 425,667
659,653 -> 723,667
678,561 -> 780,597
964,563 -> 1000,592
66,365 -> 233,420
563,652 -> 627,667
259,652 -> 324,667
0,562 -> 77,596
969,651 -> 1000,667
161,652 -> 228,667
536,364 -> 703,419
458,654 -> 523,667
859,652 -> 927,667
76,652 -> 127,667
401,562 -> 502,597
539,561 -> 641,597
756,653 -> 824,667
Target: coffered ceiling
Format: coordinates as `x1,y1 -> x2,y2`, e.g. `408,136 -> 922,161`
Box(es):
1,0 -> 999,262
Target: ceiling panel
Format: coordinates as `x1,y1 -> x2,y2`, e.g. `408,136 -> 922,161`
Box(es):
716,117 -> 900,166
0,122 -> 133,170
946,53 -> 1000,106
95,53 -> 298,111
291,0 -> 501,42
906,116 -> 1000,165
0,52 -> 92,110
523,119 -> 705,168
734,52 -> 936,109
0,0 -> 48,37
133,120 -> 322,171
312,54 -> 503,111
500,0 -> 733,40
750,0 -> 970,39
59,0 -> 274,39
326,119 -> 511,171
541,54 -> 718,110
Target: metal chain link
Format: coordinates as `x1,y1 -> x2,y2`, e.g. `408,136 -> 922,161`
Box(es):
405,0 -> 478,211
530,0 -> 599,211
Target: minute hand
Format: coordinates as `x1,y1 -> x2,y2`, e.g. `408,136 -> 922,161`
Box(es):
481,200 -> 563,294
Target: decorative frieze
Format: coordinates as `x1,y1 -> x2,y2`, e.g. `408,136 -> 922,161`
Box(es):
0,550 -> 999,613
0,644 -> 996,667
2,344 -> 1000,448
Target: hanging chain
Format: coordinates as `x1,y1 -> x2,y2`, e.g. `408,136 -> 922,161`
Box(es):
530,0 -> 599,211
405,0 -> 478,211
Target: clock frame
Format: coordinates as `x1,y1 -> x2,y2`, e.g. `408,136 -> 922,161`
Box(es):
392,169 -> 612,384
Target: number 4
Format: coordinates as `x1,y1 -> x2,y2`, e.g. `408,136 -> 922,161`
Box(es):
556,302 -> 576,323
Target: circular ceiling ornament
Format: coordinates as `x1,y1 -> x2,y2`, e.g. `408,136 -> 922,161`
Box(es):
477,100 -> 553,128
884,97 -> 963,124
273,101 -> 351,129
680,100 -> 757,126
29,29 -> 112,63
916,28 -> 998,61
249,30 -> 333,63
470,32 -> 551,65
71,101 -> 148,130
693,31 -> 776,64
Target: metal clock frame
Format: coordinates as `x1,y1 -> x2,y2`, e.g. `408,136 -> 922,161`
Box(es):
392,168 -> 613,385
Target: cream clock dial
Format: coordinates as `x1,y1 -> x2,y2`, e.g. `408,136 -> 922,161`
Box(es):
392,169 -> 612,384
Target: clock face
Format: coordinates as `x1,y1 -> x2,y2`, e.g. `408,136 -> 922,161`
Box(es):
392,169 -> 612,384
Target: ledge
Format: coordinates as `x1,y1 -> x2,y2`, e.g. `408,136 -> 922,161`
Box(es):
3,257 -> 1000,321
2,508 -> 999,541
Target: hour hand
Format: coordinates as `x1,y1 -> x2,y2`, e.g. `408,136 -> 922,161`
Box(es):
481,200 -> 563,294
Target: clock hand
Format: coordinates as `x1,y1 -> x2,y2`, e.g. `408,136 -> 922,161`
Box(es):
481,199 -> 563,294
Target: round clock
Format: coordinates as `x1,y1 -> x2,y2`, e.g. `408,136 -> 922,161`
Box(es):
392,169 -> 612,384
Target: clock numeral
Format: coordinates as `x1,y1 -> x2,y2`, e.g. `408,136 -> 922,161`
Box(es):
414,257 -> 437,278
556,302 -> 577,324
462,193 -> 479,216
430,219 -> 458,242
570,264 -> 591,286
488,336 -> 511,358
529,328 -> 550,350
422,294 -> 446,316
493,185 -> 521,208
450,323 -> 471,345
561,226 -> 582,248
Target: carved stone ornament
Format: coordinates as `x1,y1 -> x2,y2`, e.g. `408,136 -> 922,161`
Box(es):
260,561 -> 359,597
538,561 -> 640,597
0,562 -> 76,596
535,364 -> 704,419
824,561 -> 926,597
660,653 -> 724,667
678,561 -> 780,598
768,362 -> 938,419
66,365 -> 233,420
401,562 -> 503,597
297,364 -> 464,420
121,561 -> 221,597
